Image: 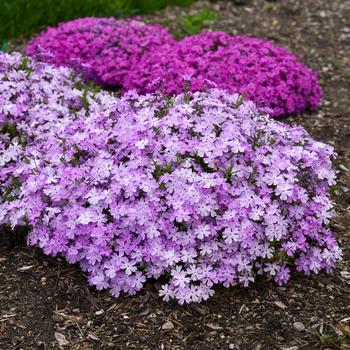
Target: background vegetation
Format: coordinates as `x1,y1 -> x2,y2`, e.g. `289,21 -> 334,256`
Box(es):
0,0 -> 193,42
175,8 -> 217,37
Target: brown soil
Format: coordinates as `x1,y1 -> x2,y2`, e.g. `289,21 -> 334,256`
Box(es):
1,0 -> 349,349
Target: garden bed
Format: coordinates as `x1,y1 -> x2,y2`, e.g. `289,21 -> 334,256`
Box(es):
0,0 -> 349,349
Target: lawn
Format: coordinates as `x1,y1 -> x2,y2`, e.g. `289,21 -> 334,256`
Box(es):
0,0 -> 193,41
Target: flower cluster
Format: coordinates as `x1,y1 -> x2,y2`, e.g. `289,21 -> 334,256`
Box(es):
27,21 -> 322,117
124,32 -> 322,117
25,17 -> 175,86
0,53 -> 340,304
0,52 -> 91,142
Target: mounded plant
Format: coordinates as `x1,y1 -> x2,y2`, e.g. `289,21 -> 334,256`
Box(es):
25,17 -> 175,86
27,22 -> 322,117
124,31 -> 322,117
0,53 -> 340,304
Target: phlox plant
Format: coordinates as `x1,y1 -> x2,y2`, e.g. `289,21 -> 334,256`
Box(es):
27,19 -> 322,117
25,17 -> 175,87
124,31 -> 322,117
0,53 -> 341,304
0,53 -> 97,142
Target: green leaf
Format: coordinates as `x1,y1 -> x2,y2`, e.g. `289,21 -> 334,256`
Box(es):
225,164 -> 234,183
1,39 -> 8,52
235,93 -> 247,108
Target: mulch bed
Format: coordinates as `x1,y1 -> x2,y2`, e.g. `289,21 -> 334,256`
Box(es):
1,0 -> 349,349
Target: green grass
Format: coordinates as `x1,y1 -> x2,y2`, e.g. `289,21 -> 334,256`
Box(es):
0,0 -> 193,42
307,322 -> 350,349
263,3 -> 275,11
176,9 -> 217,37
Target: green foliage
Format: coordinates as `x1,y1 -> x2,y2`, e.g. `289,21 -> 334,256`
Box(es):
0,0 -> 193,41
2,122 -> 18,139
263,3 -> 275,11
176,9 -> 217,37
1,39 -> 8,52
225,164 -> 234,184
308,322 -> 350,348
152,162 -> 173,180
122,0 -> 193,14
235,93 -> 247,108
74,80 -> 102,95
